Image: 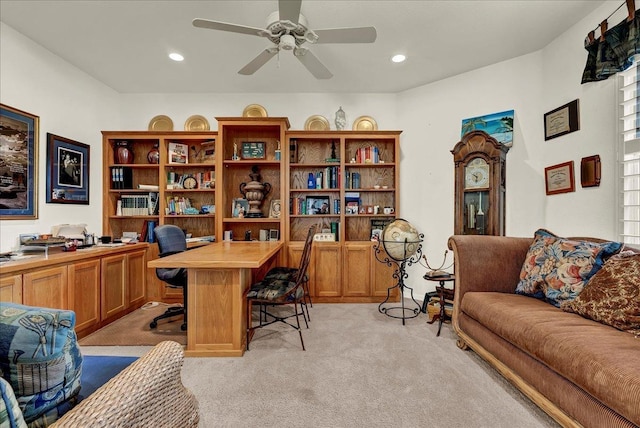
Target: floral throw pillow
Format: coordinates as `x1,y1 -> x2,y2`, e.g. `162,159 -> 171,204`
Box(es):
515,229 -> 622,306
561,252 -> 640,336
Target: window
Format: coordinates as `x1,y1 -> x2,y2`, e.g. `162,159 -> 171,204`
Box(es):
618,59 -> 640,245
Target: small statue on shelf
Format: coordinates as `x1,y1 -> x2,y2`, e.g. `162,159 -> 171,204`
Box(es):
232,142 -> 239,160
335,106 -> 346,130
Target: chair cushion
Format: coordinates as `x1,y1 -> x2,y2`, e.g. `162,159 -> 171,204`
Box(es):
515,229 -> 622,306
0,303 -> 82,424
0,377 -> 27,428
247,278 -> 304,301
263,267 -> 309,283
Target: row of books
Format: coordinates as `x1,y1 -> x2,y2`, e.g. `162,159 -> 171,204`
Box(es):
167,171 -> 215,189
290,197 -> 341,215
354,146 -> 381,164
345,172 -> 361,189
139,220 -> 156,243
117,192 -> 159,216
110,167 -> 133,189
306,166 -> 340,189
166,196 -> 195,215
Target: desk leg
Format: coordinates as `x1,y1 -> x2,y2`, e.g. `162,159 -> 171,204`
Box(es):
185,267 -> 251,357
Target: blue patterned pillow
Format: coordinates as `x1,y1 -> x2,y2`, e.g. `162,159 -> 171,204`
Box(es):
0,377 -> 27,428
0,303 -> 82,424
515,229 -> 623,307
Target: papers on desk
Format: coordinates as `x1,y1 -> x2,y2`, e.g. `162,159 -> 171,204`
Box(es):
186,236 -> 215,243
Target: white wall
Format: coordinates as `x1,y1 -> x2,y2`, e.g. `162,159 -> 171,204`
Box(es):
0,1 -> 620,303
0,23 -> 120,252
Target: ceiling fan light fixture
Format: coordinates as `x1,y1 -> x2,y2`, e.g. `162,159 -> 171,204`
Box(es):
169,52 -> 184,62
391,54 -> 406,63
280,34 -> 296,51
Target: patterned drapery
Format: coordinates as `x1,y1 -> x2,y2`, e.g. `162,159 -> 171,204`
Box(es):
582,7 -> 640,83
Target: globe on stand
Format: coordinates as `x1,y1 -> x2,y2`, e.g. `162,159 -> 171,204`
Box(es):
374,219 -> 424,324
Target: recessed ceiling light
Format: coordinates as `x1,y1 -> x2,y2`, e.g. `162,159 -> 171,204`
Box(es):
169,52 -> 184,62
391,54 -> 406,63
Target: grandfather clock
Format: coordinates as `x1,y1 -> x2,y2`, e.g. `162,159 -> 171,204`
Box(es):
452,130 -> 509,236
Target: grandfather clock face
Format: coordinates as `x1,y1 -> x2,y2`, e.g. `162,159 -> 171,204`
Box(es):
464,157 -> 490,189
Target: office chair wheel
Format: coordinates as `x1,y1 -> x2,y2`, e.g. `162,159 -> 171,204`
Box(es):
181,323 -> 187,331
150,321 -> 158,329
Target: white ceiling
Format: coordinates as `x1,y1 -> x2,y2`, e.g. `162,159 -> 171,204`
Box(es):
0,0 -> 606,94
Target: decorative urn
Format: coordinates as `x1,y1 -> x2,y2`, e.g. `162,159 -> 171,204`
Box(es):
239,166 -> 271,218
114,141 -> 134,164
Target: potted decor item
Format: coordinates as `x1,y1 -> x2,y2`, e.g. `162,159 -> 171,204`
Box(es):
114,141 -> 134,164
147,143 -> 160,164
239,166 -> 271,218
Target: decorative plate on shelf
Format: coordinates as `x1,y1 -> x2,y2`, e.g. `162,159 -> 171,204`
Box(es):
184,115 -> 210,131
304,115 -> 330,131
353,116 -> 378,131
242,104 -> 268,117
148,115 -> 174,131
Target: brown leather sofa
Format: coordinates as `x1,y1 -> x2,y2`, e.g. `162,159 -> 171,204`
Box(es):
448,235 -> 640,428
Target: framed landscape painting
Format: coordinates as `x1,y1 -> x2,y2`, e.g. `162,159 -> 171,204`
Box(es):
46,133 -> 90,204
0,104 -> 39,219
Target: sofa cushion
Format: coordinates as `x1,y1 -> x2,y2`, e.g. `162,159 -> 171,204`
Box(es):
561,252 -> 640,336
461,291 -> 640,424
0,303 -> 82,424
515,229 -> 622,306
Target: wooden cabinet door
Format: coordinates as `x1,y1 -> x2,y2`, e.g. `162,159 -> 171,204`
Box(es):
68,259 -> 100,334
0,274 -> 23,303
101,254 -> 127,320
343,244 -> 371,297
313,244 -> 341,297
127,250 -> 146,308
372,253 -> 398,298
23,266 -> 68,309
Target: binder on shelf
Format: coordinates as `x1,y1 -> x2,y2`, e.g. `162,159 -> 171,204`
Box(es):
110,167 -> 133,189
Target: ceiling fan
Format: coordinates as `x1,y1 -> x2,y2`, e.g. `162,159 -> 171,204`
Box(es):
192,0 -> 376,79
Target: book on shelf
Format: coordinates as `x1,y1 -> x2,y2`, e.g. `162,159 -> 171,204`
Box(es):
354,145 -> 380,164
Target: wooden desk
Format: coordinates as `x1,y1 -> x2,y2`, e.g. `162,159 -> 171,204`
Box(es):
148,241 -> 283,357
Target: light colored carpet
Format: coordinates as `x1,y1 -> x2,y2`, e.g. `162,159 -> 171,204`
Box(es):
81,303 -> 559,428
78,303 -> 187,346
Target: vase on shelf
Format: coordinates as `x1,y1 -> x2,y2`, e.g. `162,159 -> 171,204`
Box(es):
114,141 -> 134,164
239,166 -> 271,218
147,143 -> 159,164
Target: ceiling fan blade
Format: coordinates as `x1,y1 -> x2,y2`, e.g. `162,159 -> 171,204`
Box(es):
238,49 -> 278,75
279,0 -> 301,25
294,48 -> 332,79
314,27 -> 377,44
192,18 -> 264,37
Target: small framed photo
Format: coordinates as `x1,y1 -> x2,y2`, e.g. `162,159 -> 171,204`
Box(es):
201,140 -> 215,162
269,199 -> 282,218
231,198 -> 249,218
241,141 -> 266,159
168,142 -> 189,164
306,196 -> 330,215
544,99 -> 580,141
545,161 -> 575,195
46,133 -> 90,204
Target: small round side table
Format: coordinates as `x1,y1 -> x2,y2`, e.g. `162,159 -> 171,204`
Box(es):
423,273 -> 455,336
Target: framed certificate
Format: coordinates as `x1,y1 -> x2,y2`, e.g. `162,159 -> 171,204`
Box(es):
544,99 -> 579,141
241,141 -> 266,159
545,161 -> 575,195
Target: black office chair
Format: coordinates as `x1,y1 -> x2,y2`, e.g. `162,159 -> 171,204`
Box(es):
246,226 -> 315,351
149,225 -> 188,331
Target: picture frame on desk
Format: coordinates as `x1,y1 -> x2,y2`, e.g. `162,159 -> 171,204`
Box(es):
46,133 -> 90,205
0,103 -> 39,219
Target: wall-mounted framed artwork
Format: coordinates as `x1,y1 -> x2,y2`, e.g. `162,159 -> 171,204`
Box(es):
581,155 -> 601,188
461,109 -> 514,147
545,161 -> 575,195
544,99 -> 580,141
0,103 -> 39,219
46,133 -> 90,204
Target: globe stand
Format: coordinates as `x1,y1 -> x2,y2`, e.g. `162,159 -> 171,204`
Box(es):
374,230 -> 424,325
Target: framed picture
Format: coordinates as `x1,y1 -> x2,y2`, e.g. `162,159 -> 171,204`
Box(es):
241,141 -> 266,159
231,198 -> 249,218
306,196 -> 330,215
46,133 -> 90,204
545,161 -> 575,195
544,99 -> 580,141
168,142 -> 188,164
581,155 -> 601,188
201,140 -> 215,162
0,104 -> 39,219
269,199 -> 282,218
